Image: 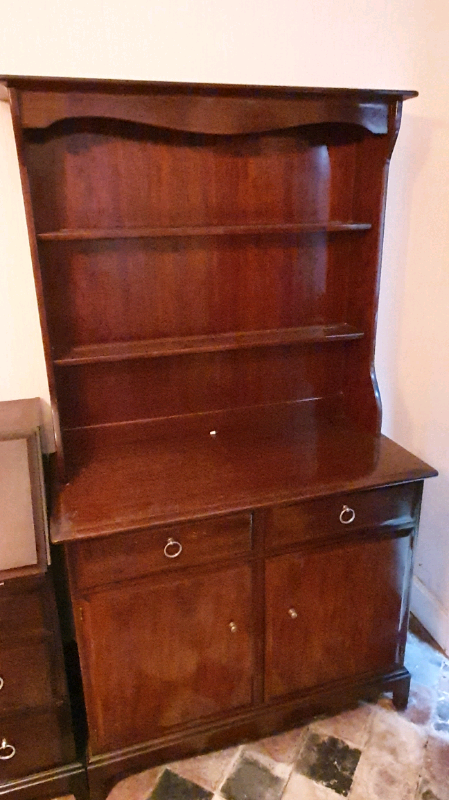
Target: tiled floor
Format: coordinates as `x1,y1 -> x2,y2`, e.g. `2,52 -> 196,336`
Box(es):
60,619 -> 449,800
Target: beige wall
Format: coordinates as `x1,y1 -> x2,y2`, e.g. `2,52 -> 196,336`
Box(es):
0,0 -> 447,648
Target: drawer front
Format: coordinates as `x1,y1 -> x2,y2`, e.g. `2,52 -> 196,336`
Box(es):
0,705 -> 75,781
0,639 -> 63,713
70,512 -> 253,591
0,583 -> 47,639
267,483 -> 418,549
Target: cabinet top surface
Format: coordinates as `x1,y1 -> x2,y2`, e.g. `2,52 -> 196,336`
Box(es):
0,76 -> 418,100
52,404 -> 436,543
0,398 -> 41,439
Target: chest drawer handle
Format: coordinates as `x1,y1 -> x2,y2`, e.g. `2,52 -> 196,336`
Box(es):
0,739 -> 16,760
0,677 -> 3,691
164,538 -> 183,558
339,505 -> 355,524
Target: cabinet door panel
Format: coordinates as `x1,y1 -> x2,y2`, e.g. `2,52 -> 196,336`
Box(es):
265,533 -> 412,701
78,564 -> 253,753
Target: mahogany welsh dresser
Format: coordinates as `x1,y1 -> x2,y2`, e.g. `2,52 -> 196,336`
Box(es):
1,77 -> 437,799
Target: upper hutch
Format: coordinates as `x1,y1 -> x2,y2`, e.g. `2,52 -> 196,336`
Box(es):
2,77 -> 436,799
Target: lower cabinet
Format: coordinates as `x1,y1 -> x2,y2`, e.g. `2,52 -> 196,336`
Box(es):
265,532 -> 412,701
67,487 -> 420,772
76,564 -> 254,753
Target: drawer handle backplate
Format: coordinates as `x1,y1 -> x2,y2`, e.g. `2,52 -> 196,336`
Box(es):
0,739 -> 16,760
339,505 -> 356,525
164,538 -> 183,559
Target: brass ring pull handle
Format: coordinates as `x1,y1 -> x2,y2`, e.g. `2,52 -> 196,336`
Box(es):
163,537 -> 183,559
0,677 -> 3,691
0,739 -> 16,760
339,505 -> 355,524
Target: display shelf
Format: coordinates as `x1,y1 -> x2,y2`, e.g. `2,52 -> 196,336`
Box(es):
53,324 -> 364,365
37,222 -> 372,241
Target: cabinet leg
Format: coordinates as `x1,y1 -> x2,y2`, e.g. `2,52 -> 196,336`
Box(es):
392,674 -> 411,711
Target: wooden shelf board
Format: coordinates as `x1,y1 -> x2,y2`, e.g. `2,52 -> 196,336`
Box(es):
38,222 -> 372,241
53,324 -> 365,365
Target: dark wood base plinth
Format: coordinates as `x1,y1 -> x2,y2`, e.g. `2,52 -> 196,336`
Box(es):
0,762 -> 88,800
86,668 -> 411,800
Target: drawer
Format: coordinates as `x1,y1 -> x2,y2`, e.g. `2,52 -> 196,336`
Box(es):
0,579 -> 47,639
0,705 -> 76,781
0,638 -> 65,713
69,512 -> 253,591
267,483 -> 418,549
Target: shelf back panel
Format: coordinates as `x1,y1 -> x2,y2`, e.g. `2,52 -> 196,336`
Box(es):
55,343 -> 350,431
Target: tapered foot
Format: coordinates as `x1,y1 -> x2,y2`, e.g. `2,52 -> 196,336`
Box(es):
392,674 -> 411,711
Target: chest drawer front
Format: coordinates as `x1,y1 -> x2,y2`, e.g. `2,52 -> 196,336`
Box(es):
0,639 -> 63,713
0,705 -> 75,780
267,483 -> 418,549
70,512 -> 252,591
0,584 -> 47,639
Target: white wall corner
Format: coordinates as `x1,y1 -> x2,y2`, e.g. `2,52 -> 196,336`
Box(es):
411,576 -> 449,656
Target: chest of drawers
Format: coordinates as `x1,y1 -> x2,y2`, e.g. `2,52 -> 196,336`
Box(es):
0,400 -> 87,800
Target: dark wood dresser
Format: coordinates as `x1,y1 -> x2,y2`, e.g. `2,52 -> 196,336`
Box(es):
1,78 -> 437,800
0,399 -> 87,800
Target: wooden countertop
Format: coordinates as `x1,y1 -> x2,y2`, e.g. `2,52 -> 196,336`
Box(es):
51,402 -> 437,543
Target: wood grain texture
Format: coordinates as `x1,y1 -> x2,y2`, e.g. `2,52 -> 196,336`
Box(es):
52,404 -> 436,542
0,572 -> 78,789
75,563 -> 254,753
68,513 -> 252,591
266,482 -> 419,548
5,80 -> 437,800
265,531 -> 413,700
13,86 -> 404,134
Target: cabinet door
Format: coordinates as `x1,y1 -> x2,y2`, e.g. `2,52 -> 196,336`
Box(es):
265,533 -> 412,701
77,563 -> 253,753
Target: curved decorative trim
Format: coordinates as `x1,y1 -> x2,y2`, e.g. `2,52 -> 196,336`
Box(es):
19,90 -> 390,135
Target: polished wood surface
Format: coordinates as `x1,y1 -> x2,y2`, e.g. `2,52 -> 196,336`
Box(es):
267,481 -> 419,548
0,573 -> 77,788
265,531 -> 413,700
11,85 -> 409,463
4,78 -> 417,135
69,513 -> 252,590
53,404 -> 435,542
76,563 -> 253,753
3,78 -> 436,800
0,639 -> 64,711
0,400 -> 84,798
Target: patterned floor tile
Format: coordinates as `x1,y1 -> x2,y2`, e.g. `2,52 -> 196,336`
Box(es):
349,705 -> 425,800
108,766 -> 164,800
170,747 -> 241,793
294,731 -> 361,797
419,734 -> 449,800
245,726 -> 308,765
220,754 -> 286,800
151,768 -> 213,800
282,771 -> 341,799
308,703 -> 373,750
